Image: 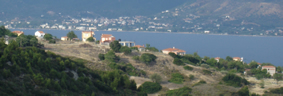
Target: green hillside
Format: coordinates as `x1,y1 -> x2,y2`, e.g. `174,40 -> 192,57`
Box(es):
0,36 -> 141,95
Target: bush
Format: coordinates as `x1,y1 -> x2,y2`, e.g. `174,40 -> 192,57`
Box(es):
184,66 -> 193,71
193,80 -> 206,86
268,87 -> 283,94
201,64 -> 210,69
140,53 -> 157,64
169,73 -> 184,84
202,70 -> 212,75
138,82 -> 162,94
173,58 -> 184,66
189,75 -> 194,80
110,40 -> 121,52
98,54 -> 105,60
48,39 -> 56,44
237,86 -> 249,96
150,73 -> 162,83
86,37 -> 95,42
119,46 -> 132,55
166,87 -> 192,96
222,73 -> 249,87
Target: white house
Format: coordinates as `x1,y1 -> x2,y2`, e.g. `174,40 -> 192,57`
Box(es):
35,31 -> 45,38
262,66 -> 276,76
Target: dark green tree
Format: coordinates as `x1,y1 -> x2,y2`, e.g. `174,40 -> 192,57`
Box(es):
226,56 -> 233,61
44,33 -> 53,40
98,53 -> 105,60
119,46 -> 132,55
173,58 -> 184,66
86,37 -> 95,42
67,31 -> 77,40
110,40 -> 121,52
273,73 -> 283,84
140,53 -> 157,64
138,81 -> 162,94
237,86 -> 249,96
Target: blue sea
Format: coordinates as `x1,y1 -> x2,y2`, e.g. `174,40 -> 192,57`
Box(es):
10,29 -> 283,66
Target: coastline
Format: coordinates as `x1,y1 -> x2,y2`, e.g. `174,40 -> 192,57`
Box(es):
10,28 -> 283,38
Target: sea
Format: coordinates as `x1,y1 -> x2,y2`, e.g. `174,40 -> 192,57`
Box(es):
10,29 -> 283,66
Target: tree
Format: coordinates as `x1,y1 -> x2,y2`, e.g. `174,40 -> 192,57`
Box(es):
98,53 -> 105,60
86,37 -> 95,42
119,46 -> 131,55
273,73 -> 283,84
110,40 -> 121,52
44,33 -> 53,40
173,58 -> 184,66
226,56 -> 233,61
237,86 -> 249,96
140,53 -> 157,64
249,62 -> 259,69
67,31 -> 77,40
104,50 -> 119,62
150,73 -> 162,83
138,81 -> 162,94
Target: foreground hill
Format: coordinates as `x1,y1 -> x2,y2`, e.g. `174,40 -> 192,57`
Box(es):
0,40 -> 140,95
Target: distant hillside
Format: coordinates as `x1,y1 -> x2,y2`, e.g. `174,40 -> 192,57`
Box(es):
0,0 -> 187,20
162,0 -> 283,26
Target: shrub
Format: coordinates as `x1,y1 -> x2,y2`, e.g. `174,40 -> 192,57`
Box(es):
268,87 -> 283,94
201,64 -> 210,69
222,73 -> 249,87
173,58 -> 184,66
119,46 -> 132,55
169,73 -> 184,84
237,86 -> 249,96
140,53 -> 157,64
138,82 -> 162,94
150,73 -> 162,83
189,75 -> 194,80
98,54 -> 105,60
110,40 -> 121,52
86,37 -> 95,42
184,66 -> 193,71
202,69 -> 212,75
193,80 -> 206,86
166,87 -> 192,96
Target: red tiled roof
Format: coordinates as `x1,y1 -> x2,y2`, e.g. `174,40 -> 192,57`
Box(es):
37,31 -> 44,33
134,45 -> 145,48
262,66 -> 276,68
233,57 -> 241,59
101,34 -> 114,38
257,63 -> 262,65
12,31 -> 24,34
245,69 -> 251,71
215,57 -> 220,60
162,47 -> 186,53
82,31 -> 94,33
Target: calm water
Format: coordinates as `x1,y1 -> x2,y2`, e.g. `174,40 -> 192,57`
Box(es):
10,29 -> 283,66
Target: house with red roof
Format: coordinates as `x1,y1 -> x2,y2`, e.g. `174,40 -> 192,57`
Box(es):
133,45 -> 145,52
262,66 -> 276,76
162,47 -> 186,55
233,57 -> 243,62
35,31 -> 45,38
214,57 -> 221,62
100,34 -> 115,45
12,31 -> 24,36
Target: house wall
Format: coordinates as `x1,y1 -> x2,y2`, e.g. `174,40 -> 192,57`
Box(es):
262,67 -> 276,76
82,32 -> 95,42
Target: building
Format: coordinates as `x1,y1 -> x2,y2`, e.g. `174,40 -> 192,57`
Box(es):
12,31 -> 24,36
262,66 -> 276,76
214,57 -> 221,62
162,47 -> 186,55
244,69 -> 251,75
233,57 -> 243,62
61,36 -> 68,41
82,31 -> 95,42
100,34 -> 115,45
133,45 -> 145,52
35,31 -> 45,38
204,30 -> 210,34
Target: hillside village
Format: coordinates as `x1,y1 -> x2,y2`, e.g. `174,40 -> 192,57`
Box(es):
4,29 -> 283,95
